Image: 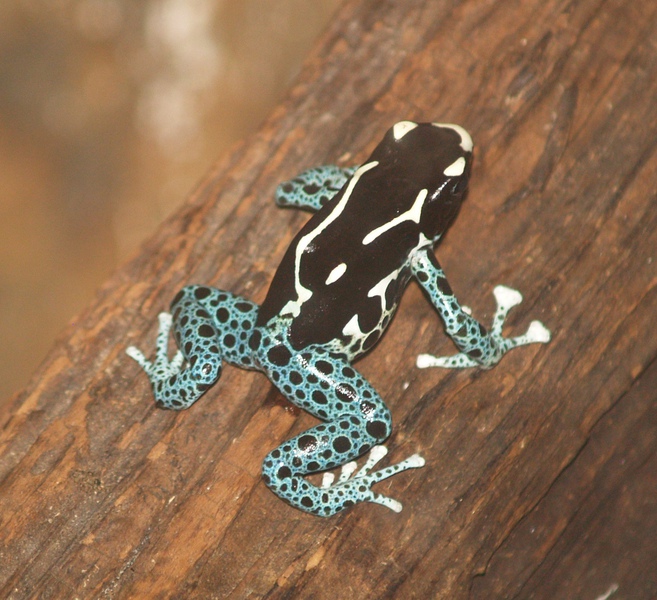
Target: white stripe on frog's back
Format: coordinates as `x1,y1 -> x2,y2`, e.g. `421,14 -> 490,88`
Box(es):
280,161 -> 379,318
362,188 -> 428,245
341,233 -> 432,347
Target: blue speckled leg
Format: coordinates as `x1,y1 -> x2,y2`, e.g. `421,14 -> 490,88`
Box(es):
254,339 -> 424,516
411,248 -> 551,369
126,285 -> 258,409
275,165 -> 358,211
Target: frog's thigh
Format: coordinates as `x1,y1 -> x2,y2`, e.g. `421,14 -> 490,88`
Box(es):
171,285 -> 258,368
257,340 -> 392,462
257,339 -> 390,422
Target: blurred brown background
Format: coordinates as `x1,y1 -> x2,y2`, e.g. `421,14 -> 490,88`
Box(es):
0,0 -> 342,403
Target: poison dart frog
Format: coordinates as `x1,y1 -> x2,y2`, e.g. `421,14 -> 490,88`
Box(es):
127,121 -> 550,517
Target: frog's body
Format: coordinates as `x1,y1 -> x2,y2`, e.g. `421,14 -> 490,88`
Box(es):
127,121 -> 550,517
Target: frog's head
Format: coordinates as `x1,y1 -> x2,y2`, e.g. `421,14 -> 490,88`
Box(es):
375,121 -> 474,241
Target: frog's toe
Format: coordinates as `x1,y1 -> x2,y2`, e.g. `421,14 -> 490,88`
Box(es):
526,320 -> 551,343
170,349 -> 184,371
502,319 -> 551,350
321,460 -> 359,488
126,345 -> 148,367
416,352 -> 478,369
346,446 -> 425,511
316,446 -> 424,513
157,311 -> 173,329
361,448 -> 424,512
373,494 -> 403,513
493,284 -> 523,309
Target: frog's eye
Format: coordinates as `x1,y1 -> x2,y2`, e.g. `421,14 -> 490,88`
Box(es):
450,176 -> 469,196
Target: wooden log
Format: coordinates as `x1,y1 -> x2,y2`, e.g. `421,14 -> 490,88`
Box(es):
2,0 -> 656,597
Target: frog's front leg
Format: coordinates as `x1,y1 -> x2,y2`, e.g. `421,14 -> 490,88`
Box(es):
126,285 -> 258,409
275,165 -> 357,211
411,249 -> 550,369
256,342 -> 424,516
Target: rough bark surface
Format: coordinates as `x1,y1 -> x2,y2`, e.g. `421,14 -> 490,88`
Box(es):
1,0 -> 656,598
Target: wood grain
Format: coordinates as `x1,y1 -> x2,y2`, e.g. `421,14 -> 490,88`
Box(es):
1,0 -> 656,597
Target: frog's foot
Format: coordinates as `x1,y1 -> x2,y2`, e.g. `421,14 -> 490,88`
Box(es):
127,312 -> 220,409
416,285 -> 551,370
320,446 -> 425,513
126,312 -> 184,379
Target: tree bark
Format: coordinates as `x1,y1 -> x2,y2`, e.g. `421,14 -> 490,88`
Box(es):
1,0 -> 656,598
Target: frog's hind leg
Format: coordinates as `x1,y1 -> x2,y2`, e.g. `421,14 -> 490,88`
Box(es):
127,285 -> 258,410
257,344 -> 424,516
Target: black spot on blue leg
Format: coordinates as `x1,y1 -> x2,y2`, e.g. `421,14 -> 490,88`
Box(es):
304,183 -> 321,195
194,287 -> 212,300
268,345 -> 292,366
435,275 -> 452,296
298,434 -> 318,452
198,324 -> 215,338
249,330 -> 262,351
333,436 -> 351,453
366,420 -> 389,440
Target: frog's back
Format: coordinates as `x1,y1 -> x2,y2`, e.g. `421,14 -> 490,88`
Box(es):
258,122 -> 473,356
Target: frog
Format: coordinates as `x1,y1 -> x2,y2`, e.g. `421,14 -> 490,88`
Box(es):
126,121 -> 551,517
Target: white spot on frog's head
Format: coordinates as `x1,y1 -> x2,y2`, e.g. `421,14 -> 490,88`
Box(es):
393,121 -> 418,140
325,262 -> 347,285
432,122 -> 473,152
443,156 -> 466,177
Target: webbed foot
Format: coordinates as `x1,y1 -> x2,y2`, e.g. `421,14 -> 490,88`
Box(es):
126,312 -> 184,380
320,445 -> 425,513
127,312 -> 219,409
417,285 -> 550,369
